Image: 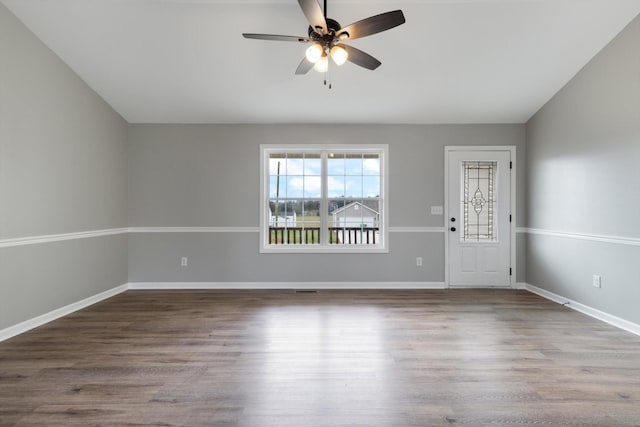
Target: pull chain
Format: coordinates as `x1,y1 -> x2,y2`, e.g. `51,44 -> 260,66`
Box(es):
323,71 -> 332,89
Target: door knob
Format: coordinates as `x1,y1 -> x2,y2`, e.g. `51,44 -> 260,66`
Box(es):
450,227 -> 456,232
450,217 -> 456,222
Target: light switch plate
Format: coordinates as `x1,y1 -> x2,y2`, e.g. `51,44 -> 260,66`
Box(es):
592,274 -> 601,288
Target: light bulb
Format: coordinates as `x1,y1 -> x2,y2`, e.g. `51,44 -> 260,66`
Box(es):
305,44 -> 323,63
330,45 -> 348,66
314,55 -> 329,73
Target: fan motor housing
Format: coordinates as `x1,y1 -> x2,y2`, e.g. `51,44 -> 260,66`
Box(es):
308,18 -> 342,39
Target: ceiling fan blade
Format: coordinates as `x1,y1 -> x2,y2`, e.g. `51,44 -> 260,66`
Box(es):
341,45 -> 381,70
295,58 -> 314,75
243,33 -> 311,43
337,10 -> 405,41
298,0 -> 327,35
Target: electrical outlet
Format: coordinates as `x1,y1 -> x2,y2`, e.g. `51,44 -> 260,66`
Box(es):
181,257 -> 188,267
592,274 -> 601,288
416,257 -> 423,266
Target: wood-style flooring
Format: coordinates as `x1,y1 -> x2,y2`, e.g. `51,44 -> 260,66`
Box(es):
1,289 -> 640,426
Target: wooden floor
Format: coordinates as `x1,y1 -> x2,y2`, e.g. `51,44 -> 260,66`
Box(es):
1,290 -> 640,426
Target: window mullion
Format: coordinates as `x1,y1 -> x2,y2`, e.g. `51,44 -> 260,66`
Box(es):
320,151 -> 328,246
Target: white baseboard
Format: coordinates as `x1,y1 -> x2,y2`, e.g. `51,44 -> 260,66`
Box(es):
0,281 -> 442,341
128,282 -> 447,290
0,284 -> 128,342
524,283 -> 640,337
4,282 -> 638,342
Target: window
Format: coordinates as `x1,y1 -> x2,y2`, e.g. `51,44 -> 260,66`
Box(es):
260,145 -> 388,253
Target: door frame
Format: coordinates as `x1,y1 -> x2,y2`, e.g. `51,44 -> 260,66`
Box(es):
444,146 -> 517,289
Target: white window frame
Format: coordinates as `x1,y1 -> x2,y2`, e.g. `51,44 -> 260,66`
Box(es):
260,144 -> 389,253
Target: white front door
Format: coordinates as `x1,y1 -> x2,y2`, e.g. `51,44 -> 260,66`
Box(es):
446,148 -> 514,288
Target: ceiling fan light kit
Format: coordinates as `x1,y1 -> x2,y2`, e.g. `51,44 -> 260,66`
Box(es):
314,54 -> 329,72
305,43 -> 347,67
242,0 -> 405,83
330,45 -> 348,66
305,43 -> 323,63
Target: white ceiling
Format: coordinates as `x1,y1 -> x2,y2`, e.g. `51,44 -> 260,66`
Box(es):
3,0 -> 639,124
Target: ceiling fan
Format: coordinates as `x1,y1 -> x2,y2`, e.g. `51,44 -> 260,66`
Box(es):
242,0 -> 405,76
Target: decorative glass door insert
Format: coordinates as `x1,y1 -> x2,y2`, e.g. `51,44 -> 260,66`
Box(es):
461,161 -> 497,242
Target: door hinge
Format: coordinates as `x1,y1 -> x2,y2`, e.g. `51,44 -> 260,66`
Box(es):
509,268 -> 513,276
510,161 -> 513,169
509,214 -> 512,223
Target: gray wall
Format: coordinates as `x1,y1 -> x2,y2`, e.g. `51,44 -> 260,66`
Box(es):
526,15 -> 640,323
0,4 -> 128,329
128,124 -> 526,284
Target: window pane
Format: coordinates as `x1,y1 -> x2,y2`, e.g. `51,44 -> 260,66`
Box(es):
304,154 -> 321,175
268,199 -> 297,228
286,156 -> 304,175
327,154 -> 345,175
362,155 -> 380,175
327,175 -> 345,198
304,176 -> 321,198
328,199 -> 345,219
301,200 -> 321,231
362,176 -> 380,198
286,176 -> 304,198
345,177 -> 363,198
345,155 -> 362,175
269,175 -> 281,198
328,199 -> 345,244
269,154 -> 286,175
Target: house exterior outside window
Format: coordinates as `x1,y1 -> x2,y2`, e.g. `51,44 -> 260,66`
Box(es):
260,145 -> 388,253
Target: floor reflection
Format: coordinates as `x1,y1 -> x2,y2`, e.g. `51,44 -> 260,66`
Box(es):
243,304 -> 397,423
